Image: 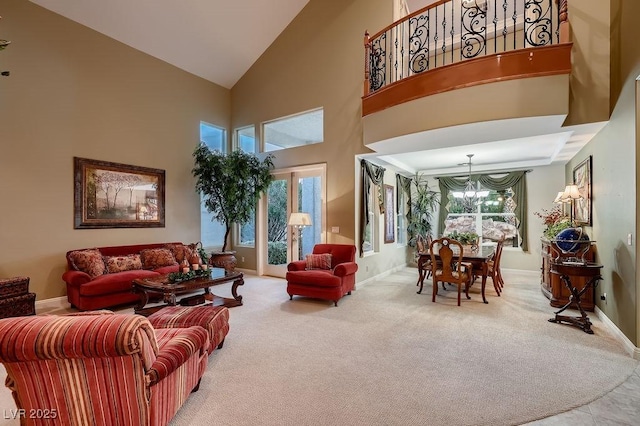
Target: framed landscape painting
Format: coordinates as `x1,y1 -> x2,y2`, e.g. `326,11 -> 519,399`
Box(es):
572,156 -> 592,226
74,157 -> 165,229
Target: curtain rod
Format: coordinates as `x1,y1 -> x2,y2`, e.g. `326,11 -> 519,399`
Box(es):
435,169 -> 532,179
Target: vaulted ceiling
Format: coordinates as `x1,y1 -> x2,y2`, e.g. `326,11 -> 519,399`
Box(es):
29,0 -> 310,89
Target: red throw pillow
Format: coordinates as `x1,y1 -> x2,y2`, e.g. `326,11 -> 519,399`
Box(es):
166,243 -> 197,264
69,249 -> 106,278
140,248 -> 178,270
104,254 -> 143,273
305,253 -> 332,270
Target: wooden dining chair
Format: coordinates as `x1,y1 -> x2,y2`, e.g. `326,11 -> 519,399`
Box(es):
429,237 -> 473,306
487,237 -> 505,295
415,234 -> 433,287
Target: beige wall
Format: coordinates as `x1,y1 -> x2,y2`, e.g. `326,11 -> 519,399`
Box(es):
0,0 -> 230,300
565,0 -> 613,126
564,0 -> 639,344
231,0 -> 394,279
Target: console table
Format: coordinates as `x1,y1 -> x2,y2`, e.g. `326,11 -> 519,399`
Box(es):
540,238 -> 596,311
548,262 -> 602,334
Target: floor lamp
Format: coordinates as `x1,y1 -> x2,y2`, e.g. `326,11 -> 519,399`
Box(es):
288,212 -> 312,260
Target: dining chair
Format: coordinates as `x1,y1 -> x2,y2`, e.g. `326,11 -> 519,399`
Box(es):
415,234 -> 433,286
429,237 -> 473,306
487,237 -> 505,294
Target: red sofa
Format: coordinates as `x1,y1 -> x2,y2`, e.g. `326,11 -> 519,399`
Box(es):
62,242 -> 189,311
286,244 -> 358,306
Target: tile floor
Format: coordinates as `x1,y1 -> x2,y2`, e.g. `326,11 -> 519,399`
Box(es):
524,363 -> 640,425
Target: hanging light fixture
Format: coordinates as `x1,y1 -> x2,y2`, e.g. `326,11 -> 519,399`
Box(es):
451,154 -> 489,213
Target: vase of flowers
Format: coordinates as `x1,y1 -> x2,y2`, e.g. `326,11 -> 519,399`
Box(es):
535,205 -> 572,239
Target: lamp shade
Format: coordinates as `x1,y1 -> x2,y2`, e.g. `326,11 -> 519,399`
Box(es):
553,191 -> 565,204
562,184 -> 582,200
288,212 -> 312,227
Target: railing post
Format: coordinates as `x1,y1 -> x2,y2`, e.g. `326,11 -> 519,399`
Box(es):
364,31 -> 370,96
557,0 -> 570,43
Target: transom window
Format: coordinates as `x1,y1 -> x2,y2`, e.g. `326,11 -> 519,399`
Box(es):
263,108 -> 323,152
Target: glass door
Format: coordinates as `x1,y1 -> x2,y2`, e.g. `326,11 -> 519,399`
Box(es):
263,174 -> 290,277
261,165 -> 326,278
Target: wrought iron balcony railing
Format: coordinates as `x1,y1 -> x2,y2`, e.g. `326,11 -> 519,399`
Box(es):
363,0 -> 569,97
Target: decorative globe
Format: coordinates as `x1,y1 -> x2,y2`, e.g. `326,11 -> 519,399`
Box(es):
556,228 -> 590,253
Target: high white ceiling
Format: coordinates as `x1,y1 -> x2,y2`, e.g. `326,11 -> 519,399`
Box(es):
30,0 -> 310,89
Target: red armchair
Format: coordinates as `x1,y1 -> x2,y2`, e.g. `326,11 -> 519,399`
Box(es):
286,244 -> 358,306
0,312 -> 209,426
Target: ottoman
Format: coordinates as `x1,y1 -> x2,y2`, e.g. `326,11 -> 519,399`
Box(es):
0,277 -> 36,319
147,305 -> 230,354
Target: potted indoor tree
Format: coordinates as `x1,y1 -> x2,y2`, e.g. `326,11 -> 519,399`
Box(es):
192,144 -> 274,270
407,173 -> 440,248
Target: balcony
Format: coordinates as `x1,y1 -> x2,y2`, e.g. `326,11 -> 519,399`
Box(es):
360,0 -> 598,170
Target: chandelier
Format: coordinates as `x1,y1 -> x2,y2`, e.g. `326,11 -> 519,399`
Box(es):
451,154 -> 489,213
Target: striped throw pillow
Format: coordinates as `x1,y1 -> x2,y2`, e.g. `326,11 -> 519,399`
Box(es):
305,253 -> 332,270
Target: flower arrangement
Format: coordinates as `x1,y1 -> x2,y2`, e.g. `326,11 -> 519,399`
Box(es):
534,205 -> 572,239
167,267 -> 211,284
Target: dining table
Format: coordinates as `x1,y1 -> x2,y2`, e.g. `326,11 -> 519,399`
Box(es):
417,245 -> 496,304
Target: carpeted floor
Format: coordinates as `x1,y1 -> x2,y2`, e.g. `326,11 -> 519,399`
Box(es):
0,268 -> 636,426
168,268 -> 637,426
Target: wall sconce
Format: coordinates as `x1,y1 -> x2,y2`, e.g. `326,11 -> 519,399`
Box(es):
288,212 -> 312,242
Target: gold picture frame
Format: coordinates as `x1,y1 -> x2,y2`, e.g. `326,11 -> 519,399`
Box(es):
74,157 -> 165,229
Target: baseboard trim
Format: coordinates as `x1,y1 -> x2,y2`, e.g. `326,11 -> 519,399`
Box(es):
35,296 -> 70,312
501,268 -> 540,277
357,263 -> 408,287
595,306 -> 640,360
235,268 -> 256,275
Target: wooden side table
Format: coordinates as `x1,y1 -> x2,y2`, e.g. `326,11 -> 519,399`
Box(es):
548,262 -> 603,334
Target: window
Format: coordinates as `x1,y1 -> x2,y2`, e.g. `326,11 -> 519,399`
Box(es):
234,125 -> 257,247
263,108 -> 323,152
363,185 -> 376,253
396,188 -> 407,245
445,184 -> 520,247
236,126 -> 256,153
200,122 -> 227,249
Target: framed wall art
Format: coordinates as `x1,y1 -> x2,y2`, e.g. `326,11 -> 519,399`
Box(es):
384,184 -> 395,243
572,155 -> 592,226
74,157 -> 166,229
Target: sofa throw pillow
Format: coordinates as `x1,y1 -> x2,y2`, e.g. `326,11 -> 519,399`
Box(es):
69,249 -> 106,278
165,243 -> 196,264
104,254 -> 143,274
140,248 -> 178,270
305,253 -> 332,270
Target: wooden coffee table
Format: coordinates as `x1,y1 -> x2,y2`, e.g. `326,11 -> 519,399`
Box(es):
133,268 -> 244,316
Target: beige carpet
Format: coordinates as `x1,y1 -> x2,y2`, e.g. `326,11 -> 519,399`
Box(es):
0,269 -> 636,426
170,268 -> 637,426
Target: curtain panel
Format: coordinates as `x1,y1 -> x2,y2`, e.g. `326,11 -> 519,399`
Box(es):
359,159 -> 385,256
437,171 -> 529,252
395,174 -> 412,219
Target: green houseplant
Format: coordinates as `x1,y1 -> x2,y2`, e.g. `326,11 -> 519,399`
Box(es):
407,173 -> 440,247
192,144 -> 274,268
446,230 -> 479,246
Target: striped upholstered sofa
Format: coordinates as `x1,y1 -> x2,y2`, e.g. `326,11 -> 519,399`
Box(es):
0,312 -> 209,426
